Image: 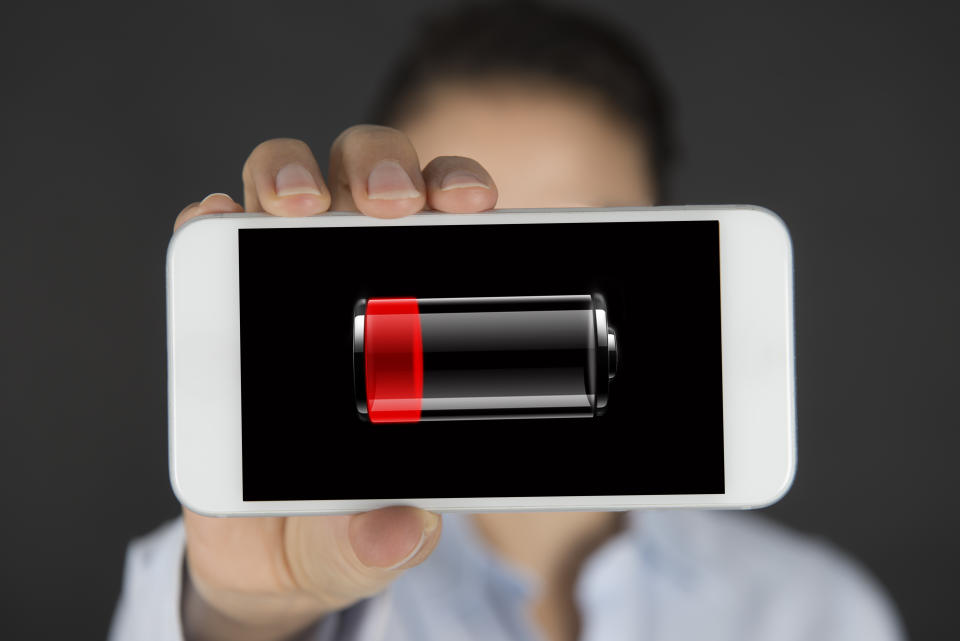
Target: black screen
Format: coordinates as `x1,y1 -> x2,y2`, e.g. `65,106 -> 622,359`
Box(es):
238,219 -> 723,500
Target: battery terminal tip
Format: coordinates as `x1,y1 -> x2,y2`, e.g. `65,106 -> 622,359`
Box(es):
608,330 -> 618,380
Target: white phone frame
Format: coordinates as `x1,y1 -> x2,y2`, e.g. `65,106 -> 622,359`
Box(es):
167,206 -> 796,516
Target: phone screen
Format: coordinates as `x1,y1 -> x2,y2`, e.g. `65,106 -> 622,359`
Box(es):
238,220 -> 724,500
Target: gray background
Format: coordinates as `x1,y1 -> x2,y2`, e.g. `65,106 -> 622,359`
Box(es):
1,1 -> 956,638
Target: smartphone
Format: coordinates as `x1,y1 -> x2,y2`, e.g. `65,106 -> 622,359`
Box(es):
167,207 -> 796,515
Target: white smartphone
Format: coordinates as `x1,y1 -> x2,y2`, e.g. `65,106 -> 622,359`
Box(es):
167,207 -> 796,516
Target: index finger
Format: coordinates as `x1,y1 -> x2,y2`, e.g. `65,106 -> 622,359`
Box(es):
241,138 -> 332,216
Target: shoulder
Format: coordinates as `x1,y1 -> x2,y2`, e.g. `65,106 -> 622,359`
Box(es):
109,517 -> 186,641
639,510 -> 906,641
123,517 -> 186,568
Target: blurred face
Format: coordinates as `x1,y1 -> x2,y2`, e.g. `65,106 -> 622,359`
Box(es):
398,77 -> 657,208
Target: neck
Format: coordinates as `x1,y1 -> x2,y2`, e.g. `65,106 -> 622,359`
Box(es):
471,511 -> 626,641
472,511 -> 625,583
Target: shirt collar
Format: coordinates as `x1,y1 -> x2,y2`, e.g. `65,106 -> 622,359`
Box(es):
413,509 -> 704,606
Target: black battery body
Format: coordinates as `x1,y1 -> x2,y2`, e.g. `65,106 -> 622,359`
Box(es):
354,294 -> 618,423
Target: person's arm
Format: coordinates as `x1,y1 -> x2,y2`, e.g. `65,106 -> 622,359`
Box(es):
116,128 -> 497,641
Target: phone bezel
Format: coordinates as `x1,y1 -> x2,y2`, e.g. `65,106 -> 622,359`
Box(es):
167,207 -> 796,515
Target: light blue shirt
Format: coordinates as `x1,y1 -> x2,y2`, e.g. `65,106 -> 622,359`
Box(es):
109,510 -> 905,640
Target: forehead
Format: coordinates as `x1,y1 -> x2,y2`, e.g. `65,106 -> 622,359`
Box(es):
397,78 -> 655,208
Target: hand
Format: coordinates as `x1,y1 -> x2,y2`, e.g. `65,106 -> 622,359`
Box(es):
175,127 -> 498,641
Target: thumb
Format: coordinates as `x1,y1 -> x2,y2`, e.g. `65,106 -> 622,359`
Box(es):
285,506 -> 442,610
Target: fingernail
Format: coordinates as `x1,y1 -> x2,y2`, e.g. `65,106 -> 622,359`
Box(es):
275,163 -> 322,197
421,511 -> 441,535
367,160 -> 421,200
385,512 -> 440,571
201,192 -> 233,203
439,170 -> 491,191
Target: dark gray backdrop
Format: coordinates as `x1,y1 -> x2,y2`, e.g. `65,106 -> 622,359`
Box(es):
1,1 -> 956,639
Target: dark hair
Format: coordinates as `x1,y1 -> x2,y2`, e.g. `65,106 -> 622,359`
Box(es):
369,0 -> 675,201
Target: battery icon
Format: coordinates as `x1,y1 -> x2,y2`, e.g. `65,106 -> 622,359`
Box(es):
353,294 -> 618,423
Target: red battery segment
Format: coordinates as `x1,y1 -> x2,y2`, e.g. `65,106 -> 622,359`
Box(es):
353,294 -> 618,423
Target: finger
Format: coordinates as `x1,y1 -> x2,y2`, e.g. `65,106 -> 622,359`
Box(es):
285,507 -> 442,608
242,138 -> 331,216
422,156 -> 498,213
174,192 -> 243,231
328,125 -> 426,218
182,505 -> 442,626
